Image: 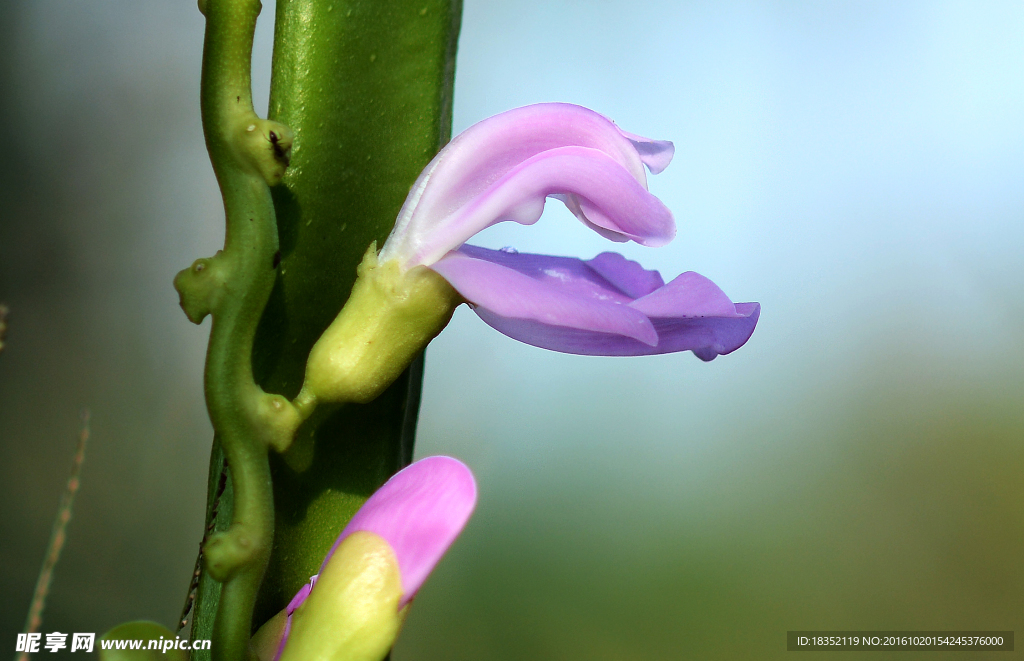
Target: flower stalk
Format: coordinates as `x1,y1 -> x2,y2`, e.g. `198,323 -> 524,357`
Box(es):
174,0 -> 297,658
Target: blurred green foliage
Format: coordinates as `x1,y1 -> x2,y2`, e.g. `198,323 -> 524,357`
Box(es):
397,356 -> 1023,660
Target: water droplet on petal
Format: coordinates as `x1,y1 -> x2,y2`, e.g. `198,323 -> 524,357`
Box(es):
499,246 -> 518,254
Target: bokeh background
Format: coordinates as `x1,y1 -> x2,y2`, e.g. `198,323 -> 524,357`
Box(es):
1,1 -> 1022,659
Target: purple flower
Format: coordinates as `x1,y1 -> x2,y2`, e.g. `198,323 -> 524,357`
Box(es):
379,103 -> 759,359
267,456 -> 476,661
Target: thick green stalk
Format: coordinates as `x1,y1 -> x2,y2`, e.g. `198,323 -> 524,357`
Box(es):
176,0 -> 297,659
250,0 -> 462,627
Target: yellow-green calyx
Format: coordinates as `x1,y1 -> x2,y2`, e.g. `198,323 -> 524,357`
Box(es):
297,244 -> 461,408
279,532 -> 407,661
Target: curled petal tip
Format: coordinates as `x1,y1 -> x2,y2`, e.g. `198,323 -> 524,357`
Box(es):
617,128 -> 675,174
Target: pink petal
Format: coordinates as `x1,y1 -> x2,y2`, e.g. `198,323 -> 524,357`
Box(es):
318,456 -> 476,608
273,458 -> 474,660
380,103 -> 675,267
402,147 -> 674,266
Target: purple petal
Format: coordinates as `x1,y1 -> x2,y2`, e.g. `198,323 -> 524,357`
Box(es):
380,103 -> 675,267
658,302 -> 760,361
431,246 -> 759,358
431,247 -> 659,346
318,456 -> 476,609
474,302 -> 759,358
586,252 -> 665,299
629,271 -> 743,318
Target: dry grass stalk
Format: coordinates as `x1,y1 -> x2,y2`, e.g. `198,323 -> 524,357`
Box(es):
15,409 -> 90,661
